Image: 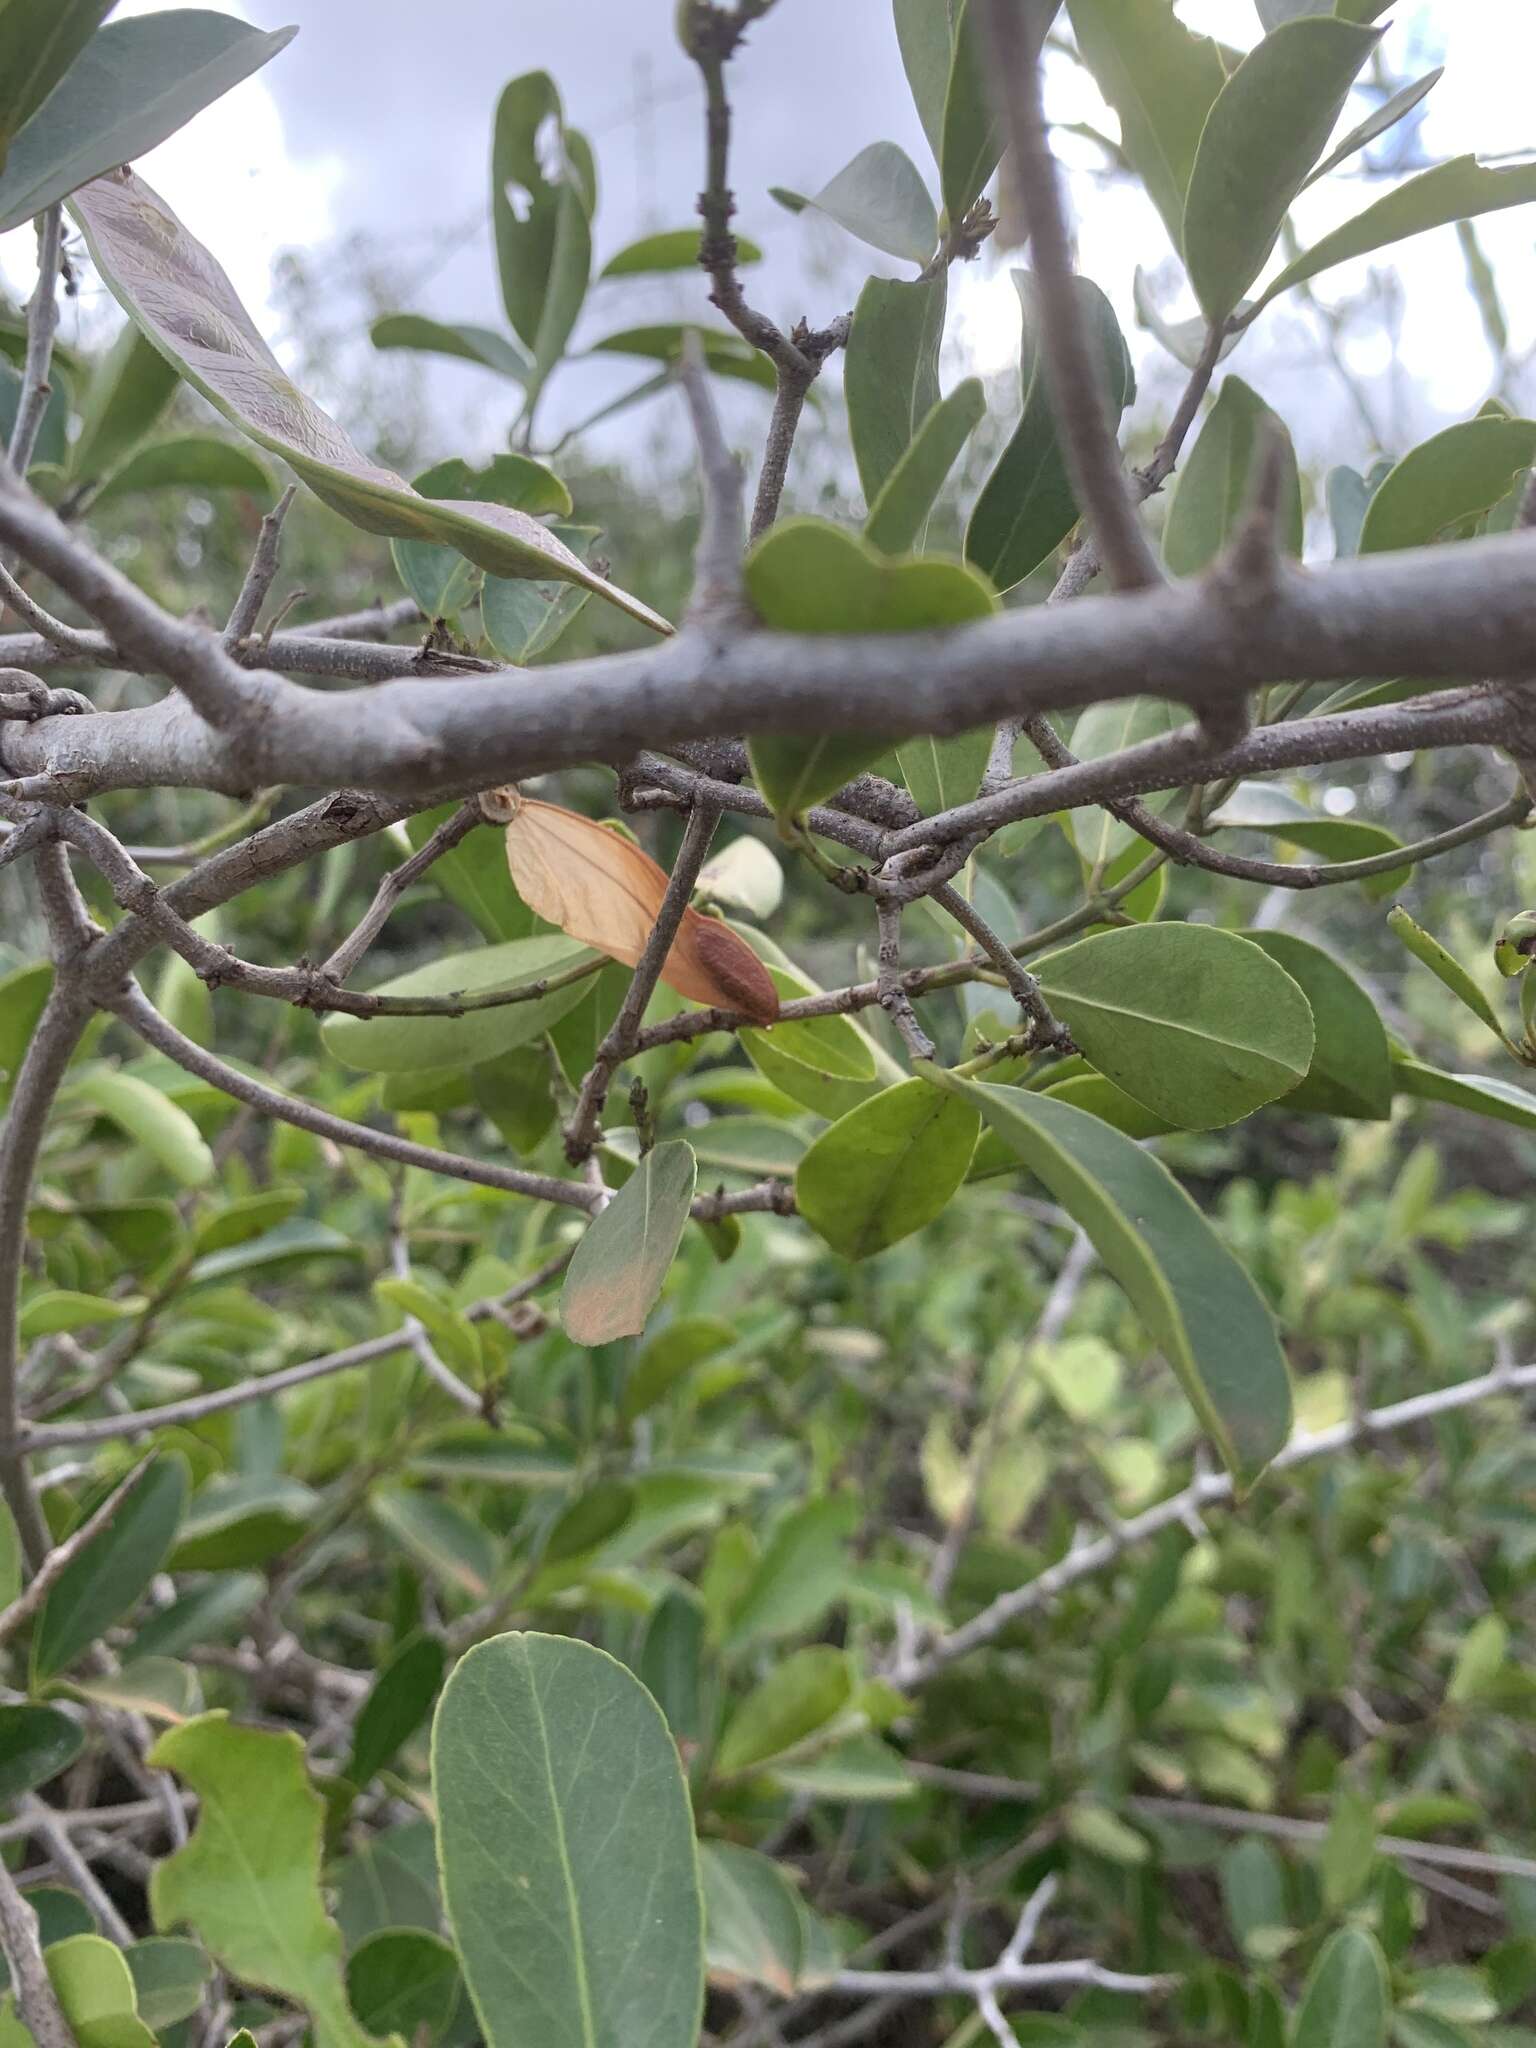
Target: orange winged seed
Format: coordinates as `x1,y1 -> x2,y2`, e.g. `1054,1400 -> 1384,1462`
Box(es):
499,795 -> 779,1024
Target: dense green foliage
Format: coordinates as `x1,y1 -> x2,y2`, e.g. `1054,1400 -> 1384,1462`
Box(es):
2,5 -> 1536,2048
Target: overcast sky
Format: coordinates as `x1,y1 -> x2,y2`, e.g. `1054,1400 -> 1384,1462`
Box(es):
6,1 -> 1536,482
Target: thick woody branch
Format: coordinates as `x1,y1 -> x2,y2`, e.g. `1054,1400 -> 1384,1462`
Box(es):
5,534 -> 1536,801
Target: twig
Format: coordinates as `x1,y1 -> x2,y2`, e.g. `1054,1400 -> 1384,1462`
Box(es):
876,902 -> 934,1061
930,881 -> 1070,1049
5,209 -> 65,481
224,485 -> 297,648
0,1856 -> 74,2048
319,801 -> 480,980
0,1459 -> 154,1644
678,333 -> 746,620
564,800 -> 723,1160
895,1357 -> 1536,1686
108,979 -> 600,1212
0,563 -> 97,659
19,1797 -> 132,1944
1125,1797 -> 1536,1886
978,4 -> 1160,592
388,1196 -> 482,1417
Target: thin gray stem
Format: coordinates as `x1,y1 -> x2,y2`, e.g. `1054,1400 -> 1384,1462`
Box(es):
564,800 -> 723,1160
0,1855 -> 75,2048
224,484 -> 297,648
6,208 -> 64,480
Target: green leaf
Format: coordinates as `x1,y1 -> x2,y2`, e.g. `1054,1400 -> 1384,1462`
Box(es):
562,1140 -> 697,1346
599,227 -> 759,277
371,1489 -> 498,1599
0,1503 -> 17,1613
637,1589 -> 710,1747
0,962 -> 52,1110
586,323 -> 778,391
320,936 -> 596,1074
0,1706 -> 84,1803
896,725 -> 991,819
723,1497 -> 860,1650
939,1 -> 1004,220
1241,932 -> 1392,1119
434,1632 -> 704,2048
796,141 -> 937,265
1387,906 -> 1509,1043
131,1574 -> 264,1662
189,1218 -> 356,1287
542,1481 -> 634,1565
866,379 -> 985,555
0,359 -> 68,469
1292,1928 -> 1390,2048
744,518 -> 997,820
1393,1058 -> 1536,1132
1359,417 -> 1536,554
1066,0 -> 1226,254
346,1931 -> 462,2046
67,1656 -> 202,1726
369,314 -> 532,384
846,272 -> 947,503
701,1843 -> 806,1994
346,1635 -> 446,1791
1305,67 -> 1443,189
0,1 -> 115,171
72,174 -> 666,635
0,10 -> 295,235
168,1474 -> 317,1570
1163,376 -> 1303,575
716,1646 -> 853,1777
1221,1836 -> 1288,1954
150,1712 -> 376,2048
925,1075 -> 1293,1485
966,271 -> 1133,592
894,0 -> 957,161
1254,156 -> 1536,317
18,1290 -> 146,1341
1181,17 -> 1382,322
1446,1611 -> 1508,1706
1323,1782 -> 1380,1911
70,1064 -> 214,1186
482,521 -> 598,663
1034,923 -> 1315,1129
70,324 -> 180,487
124,1939 -> 212,2032
392,453 -> 568,620
92,435 -> 272,507
1207,781 -> 1407,897
492,71 -> 592,374
30,1935 -> 155,2048
796,1079 -> 980,1260
33,1455 -> 188,1683
696,837 -> 783,921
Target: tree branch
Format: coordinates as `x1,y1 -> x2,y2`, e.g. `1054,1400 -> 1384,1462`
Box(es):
978,3 -> 1161,593
5,207 -> 64,481
895,1357 -> 1536,1686
0,1857 -> 75,2048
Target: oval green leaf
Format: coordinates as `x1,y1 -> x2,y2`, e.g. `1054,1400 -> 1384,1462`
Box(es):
1292,1927 -> 1390,2048
926,1073 -> 1293,1486
846,272 -> 947,504
1035,923 -> 1315,1130
433,1632 -> 704,2048
1163,376 -> 1303,576
1359,416 -> 1536,555
562,1140 -> 698,1346
70,1065 -> 214,1187
0,1705 -> 85,1804
795,1078 -> 980,1260
320,936 -> 596,1074
1241,931 -> 1392,1120
0,11 -> 295,235
34,1455 -> 188,1684
1182,17 -> 1382,322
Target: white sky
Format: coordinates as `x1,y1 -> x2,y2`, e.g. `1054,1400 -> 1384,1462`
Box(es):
3,1 -> 1534,479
